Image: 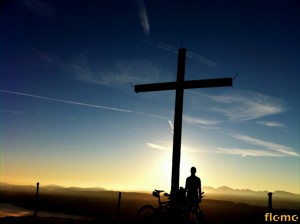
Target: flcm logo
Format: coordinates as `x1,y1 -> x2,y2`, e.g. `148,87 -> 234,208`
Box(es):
265,213 -> 299,222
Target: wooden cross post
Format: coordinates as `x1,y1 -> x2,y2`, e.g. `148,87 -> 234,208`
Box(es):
134,48 -> 232,221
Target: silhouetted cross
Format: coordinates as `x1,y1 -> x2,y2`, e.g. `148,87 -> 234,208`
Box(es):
134,48 -> 232,219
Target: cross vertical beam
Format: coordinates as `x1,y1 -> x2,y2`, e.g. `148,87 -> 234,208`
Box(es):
171,48 -> 185,200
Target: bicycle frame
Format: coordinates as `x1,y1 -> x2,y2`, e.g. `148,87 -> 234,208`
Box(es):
134,189 -> 205,224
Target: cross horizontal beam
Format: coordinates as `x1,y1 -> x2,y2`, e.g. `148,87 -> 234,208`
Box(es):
134,77 -> 232,93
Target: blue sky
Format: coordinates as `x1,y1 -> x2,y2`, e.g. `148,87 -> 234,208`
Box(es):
1,0 -> 299,194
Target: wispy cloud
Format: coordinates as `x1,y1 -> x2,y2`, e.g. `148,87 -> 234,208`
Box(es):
80,60 -> 159,86
230,133 -> 299,157
136,0 -> 150,35
23,0 -> 56,18
0,109 -> 25,115
33,49 -> 162,87
168,120 -> 174,134
53,51 -> 162,86
145,141 -> 206,153
212,93 -> 285,121
0,89 -> 167,119
183,114 -> 222,126
141,40 -> 218,67
189,90 -> 286,122
146,142 -> 170,151
217,147 -> 286,157
146,131 -> 299,158
256,120 -> 285,128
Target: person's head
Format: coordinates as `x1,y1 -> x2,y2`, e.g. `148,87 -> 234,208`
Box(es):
190,167 -> 196,175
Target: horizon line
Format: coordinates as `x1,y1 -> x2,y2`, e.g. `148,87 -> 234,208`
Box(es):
1,181 -> 299,195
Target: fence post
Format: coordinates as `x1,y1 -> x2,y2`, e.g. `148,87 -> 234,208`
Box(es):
117,192 -> 121,222
268,192 -> 273,212
34,182 -> 39,216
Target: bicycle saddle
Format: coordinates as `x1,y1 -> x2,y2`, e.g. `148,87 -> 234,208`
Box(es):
154,189 -> 164,194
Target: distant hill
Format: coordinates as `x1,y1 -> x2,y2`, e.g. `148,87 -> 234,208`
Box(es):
202,186 -> 300,209
273,190 -> 300,198
0,183 -> 135,194
0,183 -> 106,192
1,182 -> 299,197
202,186 -> 299,198
67,187 -> 106,192
1,182 -> 299,209
43,184 -> 66,191
0,182 -> 36,192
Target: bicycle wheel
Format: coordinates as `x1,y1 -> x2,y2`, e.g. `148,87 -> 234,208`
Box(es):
135,205 -> 156,224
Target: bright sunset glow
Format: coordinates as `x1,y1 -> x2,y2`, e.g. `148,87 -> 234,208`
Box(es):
0,1 -> 299,195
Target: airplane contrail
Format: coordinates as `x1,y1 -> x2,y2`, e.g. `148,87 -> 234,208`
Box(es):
141,39 -> 218,67
0,89 -> 168,119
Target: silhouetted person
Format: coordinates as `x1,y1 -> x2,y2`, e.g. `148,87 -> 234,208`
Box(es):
185,167 -> 201,222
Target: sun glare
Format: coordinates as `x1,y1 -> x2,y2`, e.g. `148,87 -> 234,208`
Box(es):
148,147 -> 196,192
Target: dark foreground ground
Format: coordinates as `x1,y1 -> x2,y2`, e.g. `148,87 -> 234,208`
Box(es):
1,188 -> 299,224
1,202 -> 299,224
0,216 -> 132,224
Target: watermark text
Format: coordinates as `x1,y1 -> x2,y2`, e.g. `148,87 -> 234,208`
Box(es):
265,213 -> 299,222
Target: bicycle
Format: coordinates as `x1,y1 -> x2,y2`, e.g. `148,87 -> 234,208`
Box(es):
134,189 -> 170,224
134,188 -> 203,224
